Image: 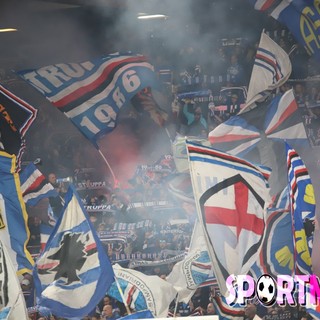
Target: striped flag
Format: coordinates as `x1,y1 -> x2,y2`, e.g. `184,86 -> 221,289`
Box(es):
286,143 -> 315,274
186,141 -> 271,296
243,31 -> 291,113
20,163 -> 58,206
18,52 -> 159,146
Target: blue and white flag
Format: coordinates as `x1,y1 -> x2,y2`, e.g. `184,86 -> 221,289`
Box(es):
286,142 -> 315,274
243,31 -> 291,112
166,220 -> 212,303
33,185 -> 114,318
118,310 -> 154,319
0,152 -> 34,275
108,264 -> 177,318
249,0 -> 320,61
18,52 -> 159,146
20,163 -> 58,206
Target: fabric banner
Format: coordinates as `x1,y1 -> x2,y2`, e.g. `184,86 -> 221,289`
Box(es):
286,142 -> 315,275
18,52 -> 159,145
108,264 -> 177,318
0,241 -> 29,319
20,163 -> 58,206
243,31 -> 291,112
187,141 -> 271,296
166,220 -> 212,303
33,185 -> 115,318
0,152 -> 34,275
249,0 -> 320,61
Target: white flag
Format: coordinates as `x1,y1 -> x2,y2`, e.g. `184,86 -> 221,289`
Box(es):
242,31 -> 291,113
108,264 -> 177,318
0,240 -> 29,319
166,220 -> 212,303
186,141 -> 272,296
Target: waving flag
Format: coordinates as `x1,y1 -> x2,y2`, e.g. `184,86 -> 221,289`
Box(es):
108,264 -> 177,318
33,185 -> 114,318
249,0 -> 320,61
0,241 -> 29,319
187,141 -> 271,296
20,163 -> 58,206
0,152 -> 34,275
209,89 -> 307,157
166,220 -> 212,303
250,185 -> 294,278
18,52 -> 158,146
243,32 -> 291,112
0,85 -> 37,171
119,310 -> 154,319
286,143 -> 315,275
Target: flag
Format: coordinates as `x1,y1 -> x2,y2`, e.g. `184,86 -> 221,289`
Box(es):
286,142 -> 315,275
118,310 -> 154,319
243,31 -> 291,112
20,163 -> 58,206
209,89 -> 307,157
130,87 -> 168,127
0,152 -> 34,275
166,220 -> 212,303
186,141 -> 271,296
250,209 -> 295,279
108,264 -> 177,318
211,294 -> 245,320
249,0 -> 320,61
208,89 -> 307,195
0,84 -> 37,171
305,283 -> 320,319
33,185 -> 115,318
250,185 -> 294,278
0,240 -> 29,319
18,52 -> 159,146
172,134 -> 210,173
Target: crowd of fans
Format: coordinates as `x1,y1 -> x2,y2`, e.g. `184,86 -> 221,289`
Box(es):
15,21 -> 320,320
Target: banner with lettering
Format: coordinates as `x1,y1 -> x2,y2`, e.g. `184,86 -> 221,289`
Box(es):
18,53 -> 159,146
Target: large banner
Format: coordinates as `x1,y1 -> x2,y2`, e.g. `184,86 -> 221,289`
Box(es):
18,53 -> 159,145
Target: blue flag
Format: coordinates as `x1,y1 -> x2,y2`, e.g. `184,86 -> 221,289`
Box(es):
286,142 -> 315,275
119,310 -> 154,319
33,185 -> 115,318
0,152 -> 34,275
18,52 -> 159,146
249,0 -> 320,61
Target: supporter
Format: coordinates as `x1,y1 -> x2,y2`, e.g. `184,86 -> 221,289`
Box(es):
244,303 -> 262,320
206,302 -> 216,315
182,102 -> 208,137
227,54 -> 246,86
101,304 -> 120,320
47,172 -> 66,217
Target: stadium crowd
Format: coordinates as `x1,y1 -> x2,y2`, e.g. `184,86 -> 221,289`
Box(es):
16,20 -> 320,320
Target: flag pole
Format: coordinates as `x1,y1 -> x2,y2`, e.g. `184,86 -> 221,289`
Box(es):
97,149 -> 118,187
114,276 -> 132,315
